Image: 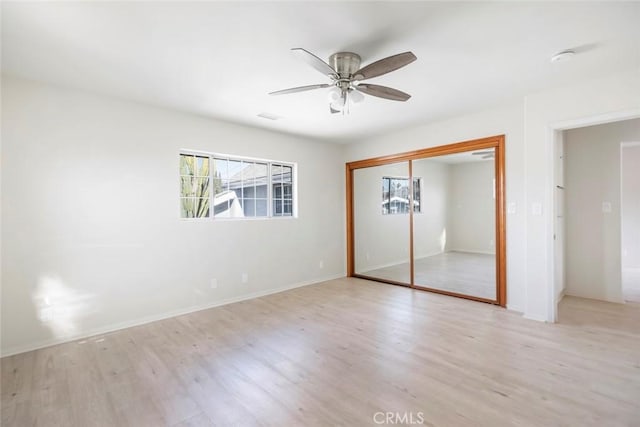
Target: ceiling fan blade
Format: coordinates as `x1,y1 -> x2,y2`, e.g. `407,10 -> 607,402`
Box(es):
482,154 -> 495,159
356,84 -> 411,101
472,150 -> 494,155
269,84 -> 331,96
353,51 -> 417,81
291,48 -> 337,78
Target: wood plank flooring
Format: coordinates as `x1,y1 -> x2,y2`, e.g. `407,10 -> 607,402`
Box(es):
2,277 -> 639,426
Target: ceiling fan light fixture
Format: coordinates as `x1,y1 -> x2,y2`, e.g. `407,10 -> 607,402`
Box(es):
327,85 -> 360,114
327,86 -> 342,102
330,101 -> 344,113
330,90 -> 349,114
349,88 -> 365,104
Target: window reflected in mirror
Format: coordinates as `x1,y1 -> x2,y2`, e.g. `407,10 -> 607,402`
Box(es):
382,177 -> 421,214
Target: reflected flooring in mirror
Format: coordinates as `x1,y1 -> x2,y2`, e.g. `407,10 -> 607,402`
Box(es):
359,251 -> 496,300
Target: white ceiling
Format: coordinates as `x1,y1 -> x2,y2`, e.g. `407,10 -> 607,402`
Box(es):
2,2 -> 639,143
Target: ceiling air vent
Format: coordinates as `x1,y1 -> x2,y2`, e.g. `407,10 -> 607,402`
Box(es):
257,112 -> 282,120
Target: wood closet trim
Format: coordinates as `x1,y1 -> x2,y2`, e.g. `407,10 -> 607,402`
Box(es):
346,134 -> 507,307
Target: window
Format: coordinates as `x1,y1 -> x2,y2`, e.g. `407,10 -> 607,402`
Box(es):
180,154 -> 210,218
382,177 -> 421,214
272,164 -> 293,216
180,153 -> 295,219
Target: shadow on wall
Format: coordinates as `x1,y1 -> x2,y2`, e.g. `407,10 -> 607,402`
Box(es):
32,275 -> 96,340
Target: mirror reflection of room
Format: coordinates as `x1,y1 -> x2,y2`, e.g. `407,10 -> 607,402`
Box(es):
413,148 -> 496,300
354,162 -> 411,284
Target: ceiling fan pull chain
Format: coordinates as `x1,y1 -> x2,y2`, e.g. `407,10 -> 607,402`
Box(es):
343,90 -> 348,115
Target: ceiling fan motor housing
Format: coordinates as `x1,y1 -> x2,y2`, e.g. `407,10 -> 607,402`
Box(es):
329,52 -> 361,79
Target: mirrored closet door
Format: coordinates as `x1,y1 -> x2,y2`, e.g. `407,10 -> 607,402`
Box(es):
346,136 -> 505,306
412,149 -> 497,301
353,161 -> 411,286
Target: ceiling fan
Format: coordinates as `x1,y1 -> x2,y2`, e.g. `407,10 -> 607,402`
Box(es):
269,48 -> 417,114
472,150 -> 495,159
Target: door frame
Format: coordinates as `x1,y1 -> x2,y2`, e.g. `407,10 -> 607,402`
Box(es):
547,109 -> 640,321
346,135 -> 506,306
621,141 -> 640,301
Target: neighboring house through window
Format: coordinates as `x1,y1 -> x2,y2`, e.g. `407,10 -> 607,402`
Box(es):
180,152 -> 295,219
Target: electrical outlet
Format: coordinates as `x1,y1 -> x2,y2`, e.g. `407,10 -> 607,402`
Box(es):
319,260 -> 324,269
241,273 -> 249,283
210,278 -> 218,289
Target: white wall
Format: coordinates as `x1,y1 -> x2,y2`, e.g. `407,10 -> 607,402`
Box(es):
345,102 -> 527,312
448,161 -> 495,254
622,144 -> 640,270
353,162 -> 411,273
1,76 -> 345,356
564,119 -> 640,302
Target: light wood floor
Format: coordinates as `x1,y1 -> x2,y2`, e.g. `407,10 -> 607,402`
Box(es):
2,277 -> 639,426
359,251 -> 496,299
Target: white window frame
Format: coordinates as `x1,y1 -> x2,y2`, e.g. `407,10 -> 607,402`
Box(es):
179,150 -> 297,220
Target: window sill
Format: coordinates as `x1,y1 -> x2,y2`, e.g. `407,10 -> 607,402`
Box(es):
179,216 -> 298,222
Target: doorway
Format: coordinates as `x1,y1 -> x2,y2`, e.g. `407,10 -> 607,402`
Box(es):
555,119 -> 640,311
621,142 -> 640,302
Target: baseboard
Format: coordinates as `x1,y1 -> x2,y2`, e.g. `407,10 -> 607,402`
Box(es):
358,259 -> 411,273
359,250 -> 495,272
506,304 -> 524,313
1,273 -> 345,358
412,250 -> 447,260
448,249 -> 496,256
522,312 -> 548,322
563,291 -> 625,304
